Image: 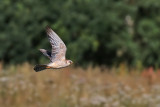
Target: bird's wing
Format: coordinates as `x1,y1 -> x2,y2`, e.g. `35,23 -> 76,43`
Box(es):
46,26 -> 67,62
39,49 -> 52,61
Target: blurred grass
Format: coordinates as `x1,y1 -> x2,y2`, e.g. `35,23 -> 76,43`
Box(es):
0,63 -> 160,107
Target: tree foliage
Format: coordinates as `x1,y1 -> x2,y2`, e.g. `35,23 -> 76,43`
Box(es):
0,0 -> 160,67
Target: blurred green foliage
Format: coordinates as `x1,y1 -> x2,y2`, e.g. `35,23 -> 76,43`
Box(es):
1,0 -> 160,67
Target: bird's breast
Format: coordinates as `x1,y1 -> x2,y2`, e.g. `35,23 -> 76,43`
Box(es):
48,61 -> 67,68
48,63 -> 58,68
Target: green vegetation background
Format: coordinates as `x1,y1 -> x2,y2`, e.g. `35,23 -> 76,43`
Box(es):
1,0 -> 160,67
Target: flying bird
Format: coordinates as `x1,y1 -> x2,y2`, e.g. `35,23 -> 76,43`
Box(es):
34,26 -> 73,72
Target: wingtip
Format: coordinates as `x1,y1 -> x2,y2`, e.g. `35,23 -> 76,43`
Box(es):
46,25 -> 51,30
39,49 -> 44,52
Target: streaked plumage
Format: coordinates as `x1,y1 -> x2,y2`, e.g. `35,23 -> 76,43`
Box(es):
34,26 -> 73,72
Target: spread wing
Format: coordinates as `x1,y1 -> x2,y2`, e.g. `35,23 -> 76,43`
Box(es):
39,49 -> 52,61
46,26 -> 67,62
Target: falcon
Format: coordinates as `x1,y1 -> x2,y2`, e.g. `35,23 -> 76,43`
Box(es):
34,26 -> 73,72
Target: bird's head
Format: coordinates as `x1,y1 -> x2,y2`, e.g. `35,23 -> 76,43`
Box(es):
66,60 -> 73,65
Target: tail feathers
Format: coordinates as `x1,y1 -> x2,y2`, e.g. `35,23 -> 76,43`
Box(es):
34,64 -> 49,72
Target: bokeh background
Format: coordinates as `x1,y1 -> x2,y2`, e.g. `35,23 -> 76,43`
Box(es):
1,0 -> 160,107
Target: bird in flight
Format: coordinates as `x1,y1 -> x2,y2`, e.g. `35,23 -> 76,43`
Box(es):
34,26 -> 73,72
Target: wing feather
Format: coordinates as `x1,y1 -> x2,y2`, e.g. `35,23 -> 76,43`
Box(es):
39,49 -> 52,61
45,26 -> 67,62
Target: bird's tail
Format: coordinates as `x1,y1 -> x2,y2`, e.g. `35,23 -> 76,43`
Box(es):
34,64 -> 51,72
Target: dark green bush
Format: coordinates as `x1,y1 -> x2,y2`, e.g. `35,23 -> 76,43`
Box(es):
1,0 -> 160,67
